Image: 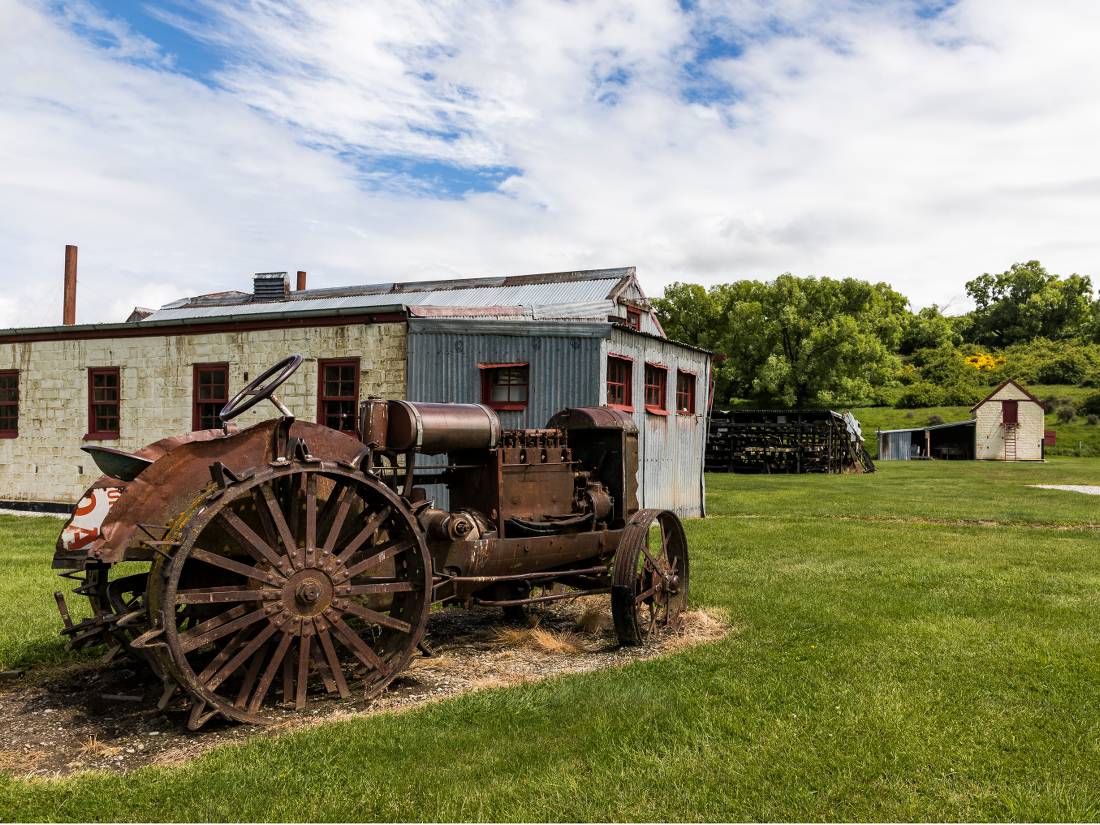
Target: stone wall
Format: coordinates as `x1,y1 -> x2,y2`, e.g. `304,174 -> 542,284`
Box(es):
0,321 -> 406,505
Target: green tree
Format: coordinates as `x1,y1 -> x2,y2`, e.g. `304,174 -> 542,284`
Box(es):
900,305 -> 958,354
964,261 -> 1094,346
658,275 -> 907,408
652,282 -> 724,349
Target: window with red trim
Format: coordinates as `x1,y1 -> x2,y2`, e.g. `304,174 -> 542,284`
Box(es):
318,358 -> 360,433
626,307 -> 642,331
607,356 -> 632,408
87,368 -> 120,440
193,363 -> 229,431
676,370 -> 696,414
644,363 -> 668,413
480,363 -> 529,410
0,370 -> 18,438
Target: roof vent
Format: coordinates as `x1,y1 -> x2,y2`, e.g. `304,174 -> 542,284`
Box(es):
253,272 -> 290,301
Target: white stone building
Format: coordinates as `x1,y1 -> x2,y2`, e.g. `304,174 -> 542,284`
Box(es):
0,266 -> 711,516
972,379 -> 1046,461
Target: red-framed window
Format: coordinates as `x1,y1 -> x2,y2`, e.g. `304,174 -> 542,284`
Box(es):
607,355 -> 633,410
0,370 -> 18,438
318,358 -> 360,433
480,363 -> 529,411
87,367 -> 120,440
193,363 -> 229,431
676,370 -> 696,414
644,363 -> 668,414
626,307 -> 642,331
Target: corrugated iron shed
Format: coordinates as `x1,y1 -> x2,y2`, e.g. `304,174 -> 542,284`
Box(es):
406,318 -> 710,518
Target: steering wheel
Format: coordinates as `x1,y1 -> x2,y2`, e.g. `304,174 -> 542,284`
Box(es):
219,354 -> 304,422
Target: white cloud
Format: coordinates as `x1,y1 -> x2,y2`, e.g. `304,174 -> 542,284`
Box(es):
1,0 -> 1099,328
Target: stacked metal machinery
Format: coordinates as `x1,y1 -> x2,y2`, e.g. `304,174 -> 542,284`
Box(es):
705,409 -> 875,474
52,356 -> 690,729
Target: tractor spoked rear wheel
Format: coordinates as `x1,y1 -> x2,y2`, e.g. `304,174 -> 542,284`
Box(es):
611,509 -> 689,645
148,463 -> 431,729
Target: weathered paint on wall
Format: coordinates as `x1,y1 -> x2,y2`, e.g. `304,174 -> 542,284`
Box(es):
0,323 -> 405,505
407,319 -> 710,518
405,319 -> 605,428
974,382 -> 1044,460
602,328 -> 710,518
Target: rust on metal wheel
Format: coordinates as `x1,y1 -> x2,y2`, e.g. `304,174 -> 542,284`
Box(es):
147,462 -> 432,729
611,508 -> 689,645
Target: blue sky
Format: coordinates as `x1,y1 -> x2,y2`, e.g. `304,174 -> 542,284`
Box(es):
1,0 -> 1098,325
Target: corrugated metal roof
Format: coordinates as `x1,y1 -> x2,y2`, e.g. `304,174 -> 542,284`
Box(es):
877,419 -> 975,434
142,267 -> 634,323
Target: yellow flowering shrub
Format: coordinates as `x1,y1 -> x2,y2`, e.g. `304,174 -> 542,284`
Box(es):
964,352 -> 1005,372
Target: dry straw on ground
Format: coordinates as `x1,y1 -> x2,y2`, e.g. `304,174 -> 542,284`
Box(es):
0,601 -> 729,778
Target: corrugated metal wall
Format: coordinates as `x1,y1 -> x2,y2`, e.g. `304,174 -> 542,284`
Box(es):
406,319 -> 605,426
406,319 -> 710,518
603,328 -> 711,518
406,319 -> 606,509
878,430 -> 912,461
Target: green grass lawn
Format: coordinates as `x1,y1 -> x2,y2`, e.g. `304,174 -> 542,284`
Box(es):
3,460 -> 1100,821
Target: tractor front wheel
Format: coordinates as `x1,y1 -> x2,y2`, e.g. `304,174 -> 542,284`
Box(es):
610,509 -> 689,645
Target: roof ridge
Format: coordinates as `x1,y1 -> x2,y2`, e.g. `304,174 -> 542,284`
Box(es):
166,266 -> 635,310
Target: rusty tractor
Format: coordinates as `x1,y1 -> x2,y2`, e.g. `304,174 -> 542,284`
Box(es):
53,355 -> 689,729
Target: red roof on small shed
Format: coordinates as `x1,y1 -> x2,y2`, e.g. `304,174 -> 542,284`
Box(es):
969,378 -> 1043,412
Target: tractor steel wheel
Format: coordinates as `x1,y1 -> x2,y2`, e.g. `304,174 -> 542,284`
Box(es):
611,509 -> 689,645
148,463 -> 431,729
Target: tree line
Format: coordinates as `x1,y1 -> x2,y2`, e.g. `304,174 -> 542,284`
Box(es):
653,261 -> 1100,409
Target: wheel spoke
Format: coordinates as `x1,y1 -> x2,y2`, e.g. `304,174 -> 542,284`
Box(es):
342,601 -> 412,634
218,509 -> 287,571
179,605 -> 267,654
234,638 -> 268,708
281,645 -> 295,704
336,579 -> 418,597
248,631 -> 294,713
304,474 -> 319,561
197,625 -> 254,684
252,488 -> 282,552
339,538 -> 414,581
190,547 -> 284,587
317,628 -> 351,699
176,587 -> 267,605
295,633 -> 311,709
335,506 -> 393,564
286,473 -> 303,553
330,616 -> 389,676
311,644 -> 339,694
320,484 -> 354,554
207,622 -> 278,690
260,484 -> 301,568
635,584 -> 659,604
639,544 -> 668,577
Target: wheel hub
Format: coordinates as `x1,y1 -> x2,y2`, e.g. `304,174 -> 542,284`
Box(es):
282,568 -> 334,617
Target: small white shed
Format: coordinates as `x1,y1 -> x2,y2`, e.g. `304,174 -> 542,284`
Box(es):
971,379 -> 1045,461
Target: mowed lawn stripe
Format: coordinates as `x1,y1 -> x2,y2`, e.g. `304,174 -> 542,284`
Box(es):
706,456 -> 1100,527
2,508 -> 1099,820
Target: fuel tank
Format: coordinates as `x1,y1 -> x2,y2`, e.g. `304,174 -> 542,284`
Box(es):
382,401 -> 500,454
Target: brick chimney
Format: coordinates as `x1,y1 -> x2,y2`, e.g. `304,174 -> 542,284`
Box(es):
63,244 -> 78,325
296,270 -> 308,291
